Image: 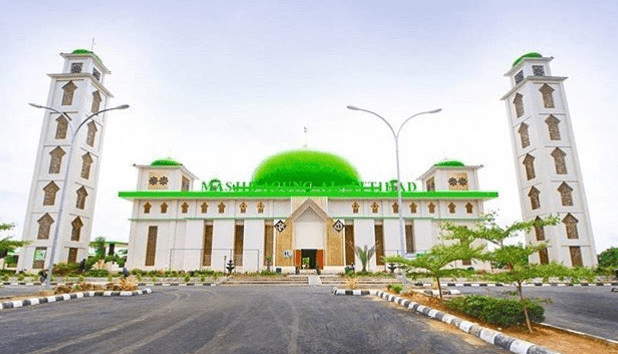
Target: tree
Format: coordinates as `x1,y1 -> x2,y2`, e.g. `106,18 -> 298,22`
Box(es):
385,228 -> 485,299
598,247 -> 618,269
354,245 -> 376,273
90,236 -> 106,259
441,213 -> 592,333
0,223 -> 29,262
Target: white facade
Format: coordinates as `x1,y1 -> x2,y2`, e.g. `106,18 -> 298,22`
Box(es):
121,160 -> 496,273
18,51 -> 113,271
501,54 -> 597,267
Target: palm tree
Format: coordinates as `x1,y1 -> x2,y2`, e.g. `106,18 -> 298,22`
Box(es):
354,245 -> 376,273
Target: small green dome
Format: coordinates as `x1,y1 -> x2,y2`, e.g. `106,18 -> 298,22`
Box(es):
151,158 -> 182,166
512,52 -> 542,67
71,49 -> 103,63
252,150 -> 361,186
434,160 -> 465,167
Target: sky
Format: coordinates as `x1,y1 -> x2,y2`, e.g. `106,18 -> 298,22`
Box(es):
0,1 -> 616,253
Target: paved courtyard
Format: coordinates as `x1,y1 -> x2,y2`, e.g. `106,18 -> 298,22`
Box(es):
0,286 -> 505,354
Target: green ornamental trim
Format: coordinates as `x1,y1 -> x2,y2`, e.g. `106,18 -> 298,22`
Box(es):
71,49 -> 103,64
151,158 -> 182,166
118,190 -> 498,199
512,52 -> 542,67
252,150 -> 361,186
434,160 -> 465,167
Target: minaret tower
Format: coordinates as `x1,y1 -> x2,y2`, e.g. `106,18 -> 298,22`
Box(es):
501,53 -> 597,267
18,50 -> 113,271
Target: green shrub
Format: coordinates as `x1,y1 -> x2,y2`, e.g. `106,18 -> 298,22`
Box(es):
200,275 -> 205,283
136,274 -> 143,282
387,283 -> 403,293
17,274 -> 25,281
52,262 -> 80,276
78,275 -> 85,283
86,269 -> 109,277
107,275 -> 113,282
1,274 -> 9,282
184,274 -> 191,283
445,295 -> 545,327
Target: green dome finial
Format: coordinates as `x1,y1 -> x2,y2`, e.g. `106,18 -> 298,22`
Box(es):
151,158 -> 182,166
512,52 -> 542,67
434,160 -> 465,167
252,150 -> 361,186
71,48 -> 103,64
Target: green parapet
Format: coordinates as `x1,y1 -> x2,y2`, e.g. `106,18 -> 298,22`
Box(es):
512,52 -> 542,67
151,158 -> 182,166
118,189 -> 498,200
252,150 -> 361,187
71,49 -> 103,64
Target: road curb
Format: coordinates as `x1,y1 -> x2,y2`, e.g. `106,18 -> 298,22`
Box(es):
137,282 -> 216,287
0,288 -> 153,311
332,288 -> 560,354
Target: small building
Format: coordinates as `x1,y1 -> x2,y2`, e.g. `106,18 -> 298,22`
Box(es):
119,151 -> 498,273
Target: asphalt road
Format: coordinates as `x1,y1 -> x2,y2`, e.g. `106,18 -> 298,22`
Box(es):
457,286 -> 618,340
0,286 -> 505,354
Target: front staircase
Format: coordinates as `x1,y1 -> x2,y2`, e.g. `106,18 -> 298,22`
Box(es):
219,273 -> 396,288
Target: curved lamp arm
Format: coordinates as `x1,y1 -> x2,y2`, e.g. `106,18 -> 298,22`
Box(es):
347,105 -> 397,139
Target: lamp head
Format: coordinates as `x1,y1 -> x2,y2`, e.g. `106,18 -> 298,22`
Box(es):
429,108 -> 442,114
29,103 -> 44,109
346,105 -> 360,111
116,104 -> 130,110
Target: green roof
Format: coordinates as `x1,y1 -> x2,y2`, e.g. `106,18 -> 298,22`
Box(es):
151,158 -> 182,166
119,190 -> 498,199
512,52 -> 542,67
434,160 -> 465,167
252,150 -> 361,186
71,49 -> 103,64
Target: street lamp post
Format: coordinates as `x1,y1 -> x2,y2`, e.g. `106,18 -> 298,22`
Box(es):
29,103 -> 129,288
346,105 -> 441,258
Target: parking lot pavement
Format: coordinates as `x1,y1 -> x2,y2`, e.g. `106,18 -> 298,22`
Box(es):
0,286 -> 506,354
457,286 -> 618,340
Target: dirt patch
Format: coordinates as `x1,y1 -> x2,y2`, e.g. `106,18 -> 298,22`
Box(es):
389,290 -> 618,354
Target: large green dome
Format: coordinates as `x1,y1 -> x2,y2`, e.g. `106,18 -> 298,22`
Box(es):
252,150 -> 361,186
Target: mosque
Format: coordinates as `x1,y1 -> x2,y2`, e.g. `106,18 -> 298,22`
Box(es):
119,152 -> 497,272
17,49 -> 597,272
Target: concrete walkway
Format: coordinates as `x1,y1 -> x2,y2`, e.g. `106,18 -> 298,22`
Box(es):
307,275 -> 322,285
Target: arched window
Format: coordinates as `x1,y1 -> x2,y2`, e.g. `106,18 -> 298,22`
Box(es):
558,182 -> 574,206
75,186 -> 88,210
551,148 -> 567,174
200,202 -> 208,213
563,213 -> 579,239
545,115 -> 561,140
181,202 -> 189,214
37,213 -> 54,240
539,247 -> 549,264
239,202 -> 247,214
160,202 -> 168,213
43,181 -> 59,206
61,81 -> 77,106
71,217 -> 83,241
409,202 -> 417,213
534,216 -> 545,241
523,154 -> 535,180
539,84 -> 555,108
55,116 -> 68,139
86,121 -> 98,147
465,203 -> 473,214
371,202 -> 379,214
528,187 -> 540,210
49,146 -> 66,174
218,202 -> 225,214
448,203 -> 456,214
428,202 -> 436,214
257,202 -> 265,213
513,93 -> 524,118
81,153 -> 93,179
392,202 -> 399,213
143,202 -> 151,214
518,123 -> 530,148
352,202 -> 360,214
91,91 -> 102,113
